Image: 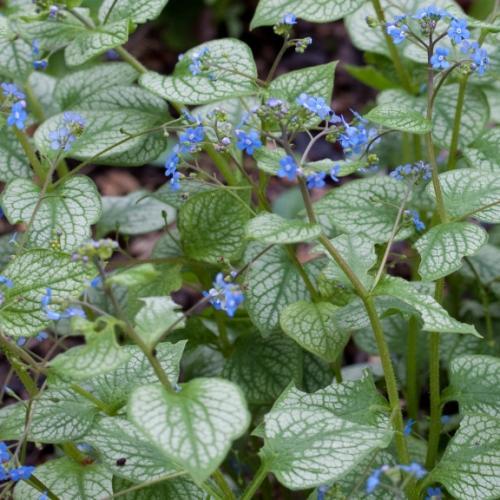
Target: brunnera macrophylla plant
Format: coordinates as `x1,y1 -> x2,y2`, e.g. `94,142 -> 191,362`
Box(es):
0,0 -> 499,498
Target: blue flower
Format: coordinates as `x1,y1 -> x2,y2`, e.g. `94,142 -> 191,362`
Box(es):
405,209 -> 426,232
404,418 -> 416,436
63,307 -> 86,319
390,161 -> 431,183
17,337 -> 27,347
170,171 -> 181,191
0,442 -> 10,463
49,5 -> 59,17
277,155 -> 298,181
49,127 -> 75,151
33,60 -> 48,70
32,39 -> 41,56
188,47 -> 209,76
460,40 -> 478,54
9,465 -> 35,481
448,19 -> 470,44
296,93 -> 331,120
426,487 -> 443,499
179,125 -> 205,151
307,172 -> 327,190
330,164 -> 340,182
414,6 -> 449,20
0,276 -> 14,288
0,465 -> 7,481
472,46 -> 489,75
89,276 -> 102,288
339,119 -> 369,155
317,485 -> 329,500
235,129 -> 262,155
1,83 -> 25,100
400,462 -> 427,479
282,13 -> 297,25
203,272 -> 244,318
366,467 -> 383,494
39,492 -> 49,500
63,111 -> 86,129
7,101 -> 28,130
430,47 -> 450,70
36,331 -> 49,341
387,23 -> 408,44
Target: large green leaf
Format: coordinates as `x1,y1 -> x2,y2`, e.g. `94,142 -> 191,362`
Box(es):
99,0 -> 170,24
89,341 -> 185,408
280,301 -> 349,363
430,414 -> 500,500
140,39 -> 258,105
134,297 -> 185,348
415,222 -> 488,281
2,176 -> 102,252
35,110 -> 166,166
431,169 -> 500,223
318,233 -> 377,289
464,128 -> 500,171
0,126 -> 31,182
128,378 -> 250,483
0,389 -> 98,443
246,212 -> 322,244
259,375 -> 392,489
364,104 -> 432,134
14,458 -> 112,499
445,355 -> 500,417
0,250 -> 93,338
244,245 -> 311,335
223,333 -> 303,405
374,276 -> 480,336
178,189 -> 250,264
96,191 -> 175,237
86,416 -> 179,482
313,177 -> 411,243
50,318 -> 131,382
54,63 -> 139,109
251,0 -> 365,29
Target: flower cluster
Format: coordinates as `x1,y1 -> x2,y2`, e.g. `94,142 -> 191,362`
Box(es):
296,93 -> 337,121
71,238 -> 118,263
41,288 -> 86,321
0,442 -> 35,484
339,114 -> 373,156
366,462 -> 427,494
203,272 -> 244,318
405,209 -> 426,232
386,8 -> 488,75
49,112 -> 86,152
1,83 -> 28,130
390,161 -> 432,184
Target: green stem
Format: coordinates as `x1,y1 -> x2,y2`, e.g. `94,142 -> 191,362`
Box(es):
406,315 -> 419,421
114,46 -> 148,74
24,83 -> 45,123
27,475 -> 60,500
13,129 -> 45,181
446,77 -> 467,170
61,442 -> 87,464
206,144 -> 239,186
3,350 -> 38,398
69,383 -> 116,415
370,0 -> 414,93
212,470 -> 236,500
425,278 -> 444,469
241,463 -> 269,500
333,358 -> 343,384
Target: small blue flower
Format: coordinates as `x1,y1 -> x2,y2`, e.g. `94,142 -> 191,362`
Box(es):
430,47 -> 450,70
17,337 -> 27,347
0,464 -> 7,481
49,5 -> 59,17
9,465 -> 35,481
404,418 -> 416,436
89,276 -> 102,288
203,273 -> 244,318
405,209 -> 426,232
0,442 -> 10,463
448,19 -> 470,44
188,47 -> 209,76
366,467 -> 383,494
306,172 -> 327,190
63,306 -> 86,319
1,83 -> 25,100
277,155 -> 298,181
414,6 -> 449,20
400,462 -> 427,479
426,486 -> 443,499
282,13 -> 297,25
49,127 -> 75,152
390,161 -> 431,183
169,171 -> 181,191
387,23 -> 408,44
36,331 -> 49,341
235,129 -> 262,155
33,60 -> 48,71
41,288 -> 52,308
0,276 -> 14,288
339,119 -> 369,156
179,125 -> 205,151
472,46 -> 489,76
63,111 -> 86,129
317,485 -> 329,500
330,164 -> 340,182
39,492 -> 49,500
32,39 -> 41,56
7,101 -> 28,130
296,93 -> 331,120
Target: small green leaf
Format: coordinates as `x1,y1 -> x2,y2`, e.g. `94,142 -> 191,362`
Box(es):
314,177 -> 411,242
97,191 -> 175,237
99,0 -> 170,24
0,250 -> 93,338
430,414 -> 500,500
251,0 -> 365,29
179,189 -> 250,264
0,389 -> 98,443
365,104 -> 432,134
280,301 -> 349,363
86,416 -> 179,482
446,355 -> 500,417
2,176 -> 102,252
374,276 -> 480,336
464,128 -> 500,171
134,297 -> 185,348
90,341 -> 185,408
260,375 -> 392,489
140,39 -> 258,105
430,169 -> 500,223
128,378 -> 250,483
246,212 -> 322,244
49,317 -> 131,381
415,222 -> 488,281
244,244 -> 311,335
223,333 -> 303,405
14,458 -> 112,499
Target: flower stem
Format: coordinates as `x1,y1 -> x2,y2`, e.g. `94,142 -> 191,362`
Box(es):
446,76 -> 467,170
241,462 -> 269,500
13,129 -> 45,182
114,46 -> 148,74
406,315 -> 419,421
